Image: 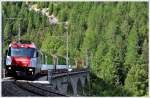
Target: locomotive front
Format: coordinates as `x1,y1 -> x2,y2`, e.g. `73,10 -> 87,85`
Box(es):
5,41 -> 40,77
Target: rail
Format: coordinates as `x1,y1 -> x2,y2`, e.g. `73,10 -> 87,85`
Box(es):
51,69 -> 89,79
13,80 -> 67,96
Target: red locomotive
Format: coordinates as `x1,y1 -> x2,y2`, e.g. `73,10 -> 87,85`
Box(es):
5,40 -> 42,79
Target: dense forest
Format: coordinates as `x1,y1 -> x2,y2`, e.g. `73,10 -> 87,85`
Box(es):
2,2 -> 148,96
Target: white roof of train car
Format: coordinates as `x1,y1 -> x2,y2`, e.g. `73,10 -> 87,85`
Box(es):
41,64 -> 73,70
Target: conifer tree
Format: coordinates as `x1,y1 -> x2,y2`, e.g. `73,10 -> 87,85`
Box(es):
124,64 -> 148,96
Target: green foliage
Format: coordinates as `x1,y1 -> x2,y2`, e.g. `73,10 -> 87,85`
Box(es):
124,64 -> 148,96
4,23 -> 10,44
124,25 -> 138,71
41,33 -> 64,54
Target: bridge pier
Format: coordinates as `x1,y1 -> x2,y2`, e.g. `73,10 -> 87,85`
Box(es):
57,77 -> 68,94
80,76 -> 85,95
48,70 -> 90,96
70,76 -> 78,96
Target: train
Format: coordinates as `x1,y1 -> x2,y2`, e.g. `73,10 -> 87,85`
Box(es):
4,40 -> 88,79
5,40 -> 43,79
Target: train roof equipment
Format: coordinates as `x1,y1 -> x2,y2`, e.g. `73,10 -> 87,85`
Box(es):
9,40 -> 36,48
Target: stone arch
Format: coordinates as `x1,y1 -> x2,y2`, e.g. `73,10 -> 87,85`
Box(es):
85,77 -> 89,86
67,82 -> 73,96
84,77 -> 90,96
77,78 -> 83,96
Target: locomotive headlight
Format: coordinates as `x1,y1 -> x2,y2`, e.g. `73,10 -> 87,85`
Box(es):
8,67 -> 11,69
6,56 -> 12,65
29,68 -> 33,71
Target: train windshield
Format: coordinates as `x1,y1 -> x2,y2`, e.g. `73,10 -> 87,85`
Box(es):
8,47 -> 36,58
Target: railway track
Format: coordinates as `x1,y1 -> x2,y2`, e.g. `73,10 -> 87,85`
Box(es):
26,82 -> 67,96
2,80 -> 37,96
2,77 -> 67,96
13,81 -> 44,96
13,80 -> 67,96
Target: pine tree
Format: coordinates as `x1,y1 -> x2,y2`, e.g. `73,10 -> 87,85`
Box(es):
124,64 -> 148,96
4,22 -> 10,44
27,16 -> 32,34
124,24 -> 138,71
